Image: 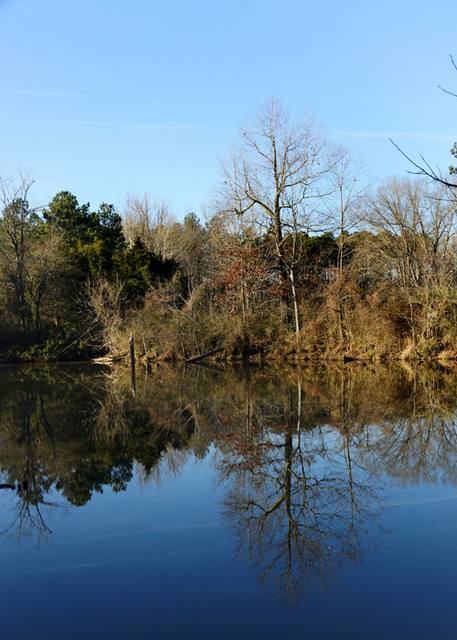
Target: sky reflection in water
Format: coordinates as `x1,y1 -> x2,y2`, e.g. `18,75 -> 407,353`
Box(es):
0,363 -> 457,639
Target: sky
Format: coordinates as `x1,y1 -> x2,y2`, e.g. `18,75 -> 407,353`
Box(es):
1,0 -> 456,220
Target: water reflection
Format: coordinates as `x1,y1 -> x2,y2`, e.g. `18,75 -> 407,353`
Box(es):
213,365 -> 457,606
0,365 -> 197,542
1,362 -> 457,608
216,375 -> 385,608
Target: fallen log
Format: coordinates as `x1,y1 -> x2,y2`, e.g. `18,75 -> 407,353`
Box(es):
186,347 -> 224,364
92,352 -> 128,364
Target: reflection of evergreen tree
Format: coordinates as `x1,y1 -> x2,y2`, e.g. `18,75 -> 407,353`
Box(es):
57,458 -> 134,507
0,365 -> 198,540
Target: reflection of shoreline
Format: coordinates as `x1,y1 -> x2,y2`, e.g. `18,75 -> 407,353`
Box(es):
0,365 -> 200,545
0,362 -> 457,557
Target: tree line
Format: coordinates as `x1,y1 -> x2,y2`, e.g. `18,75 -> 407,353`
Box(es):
1,96 -> 457,361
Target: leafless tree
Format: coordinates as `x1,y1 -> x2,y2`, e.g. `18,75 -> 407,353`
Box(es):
122,192 -> 176,257
326,149 -> 368,278
361,176 -> 457,352
218,96 -> 340,333
323,151 -> 369,347
0,171 -> 37,329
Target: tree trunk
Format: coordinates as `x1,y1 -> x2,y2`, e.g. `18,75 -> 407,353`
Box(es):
289,268 -> 300,336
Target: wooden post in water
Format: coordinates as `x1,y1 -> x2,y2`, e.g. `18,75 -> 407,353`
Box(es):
129,333 -> 136,396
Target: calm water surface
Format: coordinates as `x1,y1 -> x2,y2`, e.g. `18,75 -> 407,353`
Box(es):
0,362 -> 457,639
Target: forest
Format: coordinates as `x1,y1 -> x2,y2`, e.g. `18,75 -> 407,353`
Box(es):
1,97 -> 457,363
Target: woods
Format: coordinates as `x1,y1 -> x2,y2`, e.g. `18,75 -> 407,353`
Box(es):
1,97 -> 457,363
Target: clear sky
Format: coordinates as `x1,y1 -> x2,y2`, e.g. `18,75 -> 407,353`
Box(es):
1,0 -> 456,219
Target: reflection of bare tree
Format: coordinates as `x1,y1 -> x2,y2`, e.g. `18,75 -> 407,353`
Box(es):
370,414 -> 457,486
358,366 -> 457,486
0,389 -> 66,546
217,377 -> 385,609
0,486 -> 62,546
213,364 -> 457,608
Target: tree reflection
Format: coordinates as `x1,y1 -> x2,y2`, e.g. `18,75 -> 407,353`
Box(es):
0,484 -> 58,546
217,376 -> 386,608
365,366 -> 457,486
1,359 -> 457,576
0,365 -> 198,544
0,385 -> 67,545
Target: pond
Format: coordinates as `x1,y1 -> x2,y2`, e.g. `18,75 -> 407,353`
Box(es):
0,361 -> 457,639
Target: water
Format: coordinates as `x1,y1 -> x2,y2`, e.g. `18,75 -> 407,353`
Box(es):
0,362 -> 457,639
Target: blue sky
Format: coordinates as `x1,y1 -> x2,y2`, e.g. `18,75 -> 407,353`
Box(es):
1,0 -> 456,219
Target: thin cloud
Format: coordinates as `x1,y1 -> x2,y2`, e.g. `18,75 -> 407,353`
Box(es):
10,90 -> 86,98
331,130 -> 455,141
56,119 -> 227,132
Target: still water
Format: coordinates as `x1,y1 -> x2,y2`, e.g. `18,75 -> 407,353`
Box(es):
0,362 -> 457,639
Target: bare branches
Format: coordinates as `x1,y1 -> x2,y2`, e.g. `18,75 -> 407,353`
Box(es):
219,97 -> 338,236
0,169 -> 36,212
437,54 -> 457,97
391,54 -> 457,190
389,139 -> 456,188
122,192 -> 176,256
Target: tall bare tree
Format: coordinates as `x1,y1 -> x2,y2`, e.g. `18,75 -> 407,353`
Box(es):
0,172 -> 72,334
0,171 -> 37,330
218,96 -> 339,332
323,150 -> 368,347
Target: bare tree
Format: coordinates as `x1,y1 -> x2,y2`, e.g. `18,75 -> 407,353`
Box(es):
0,171 -> 37,330
218,96 -> 340,332
362,176 -> 457,352
323,150 -> 368,346
167,212 -> 208,290
122,192 -> 176,257
326,149 -> 368,278
0,171 -> 72,334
